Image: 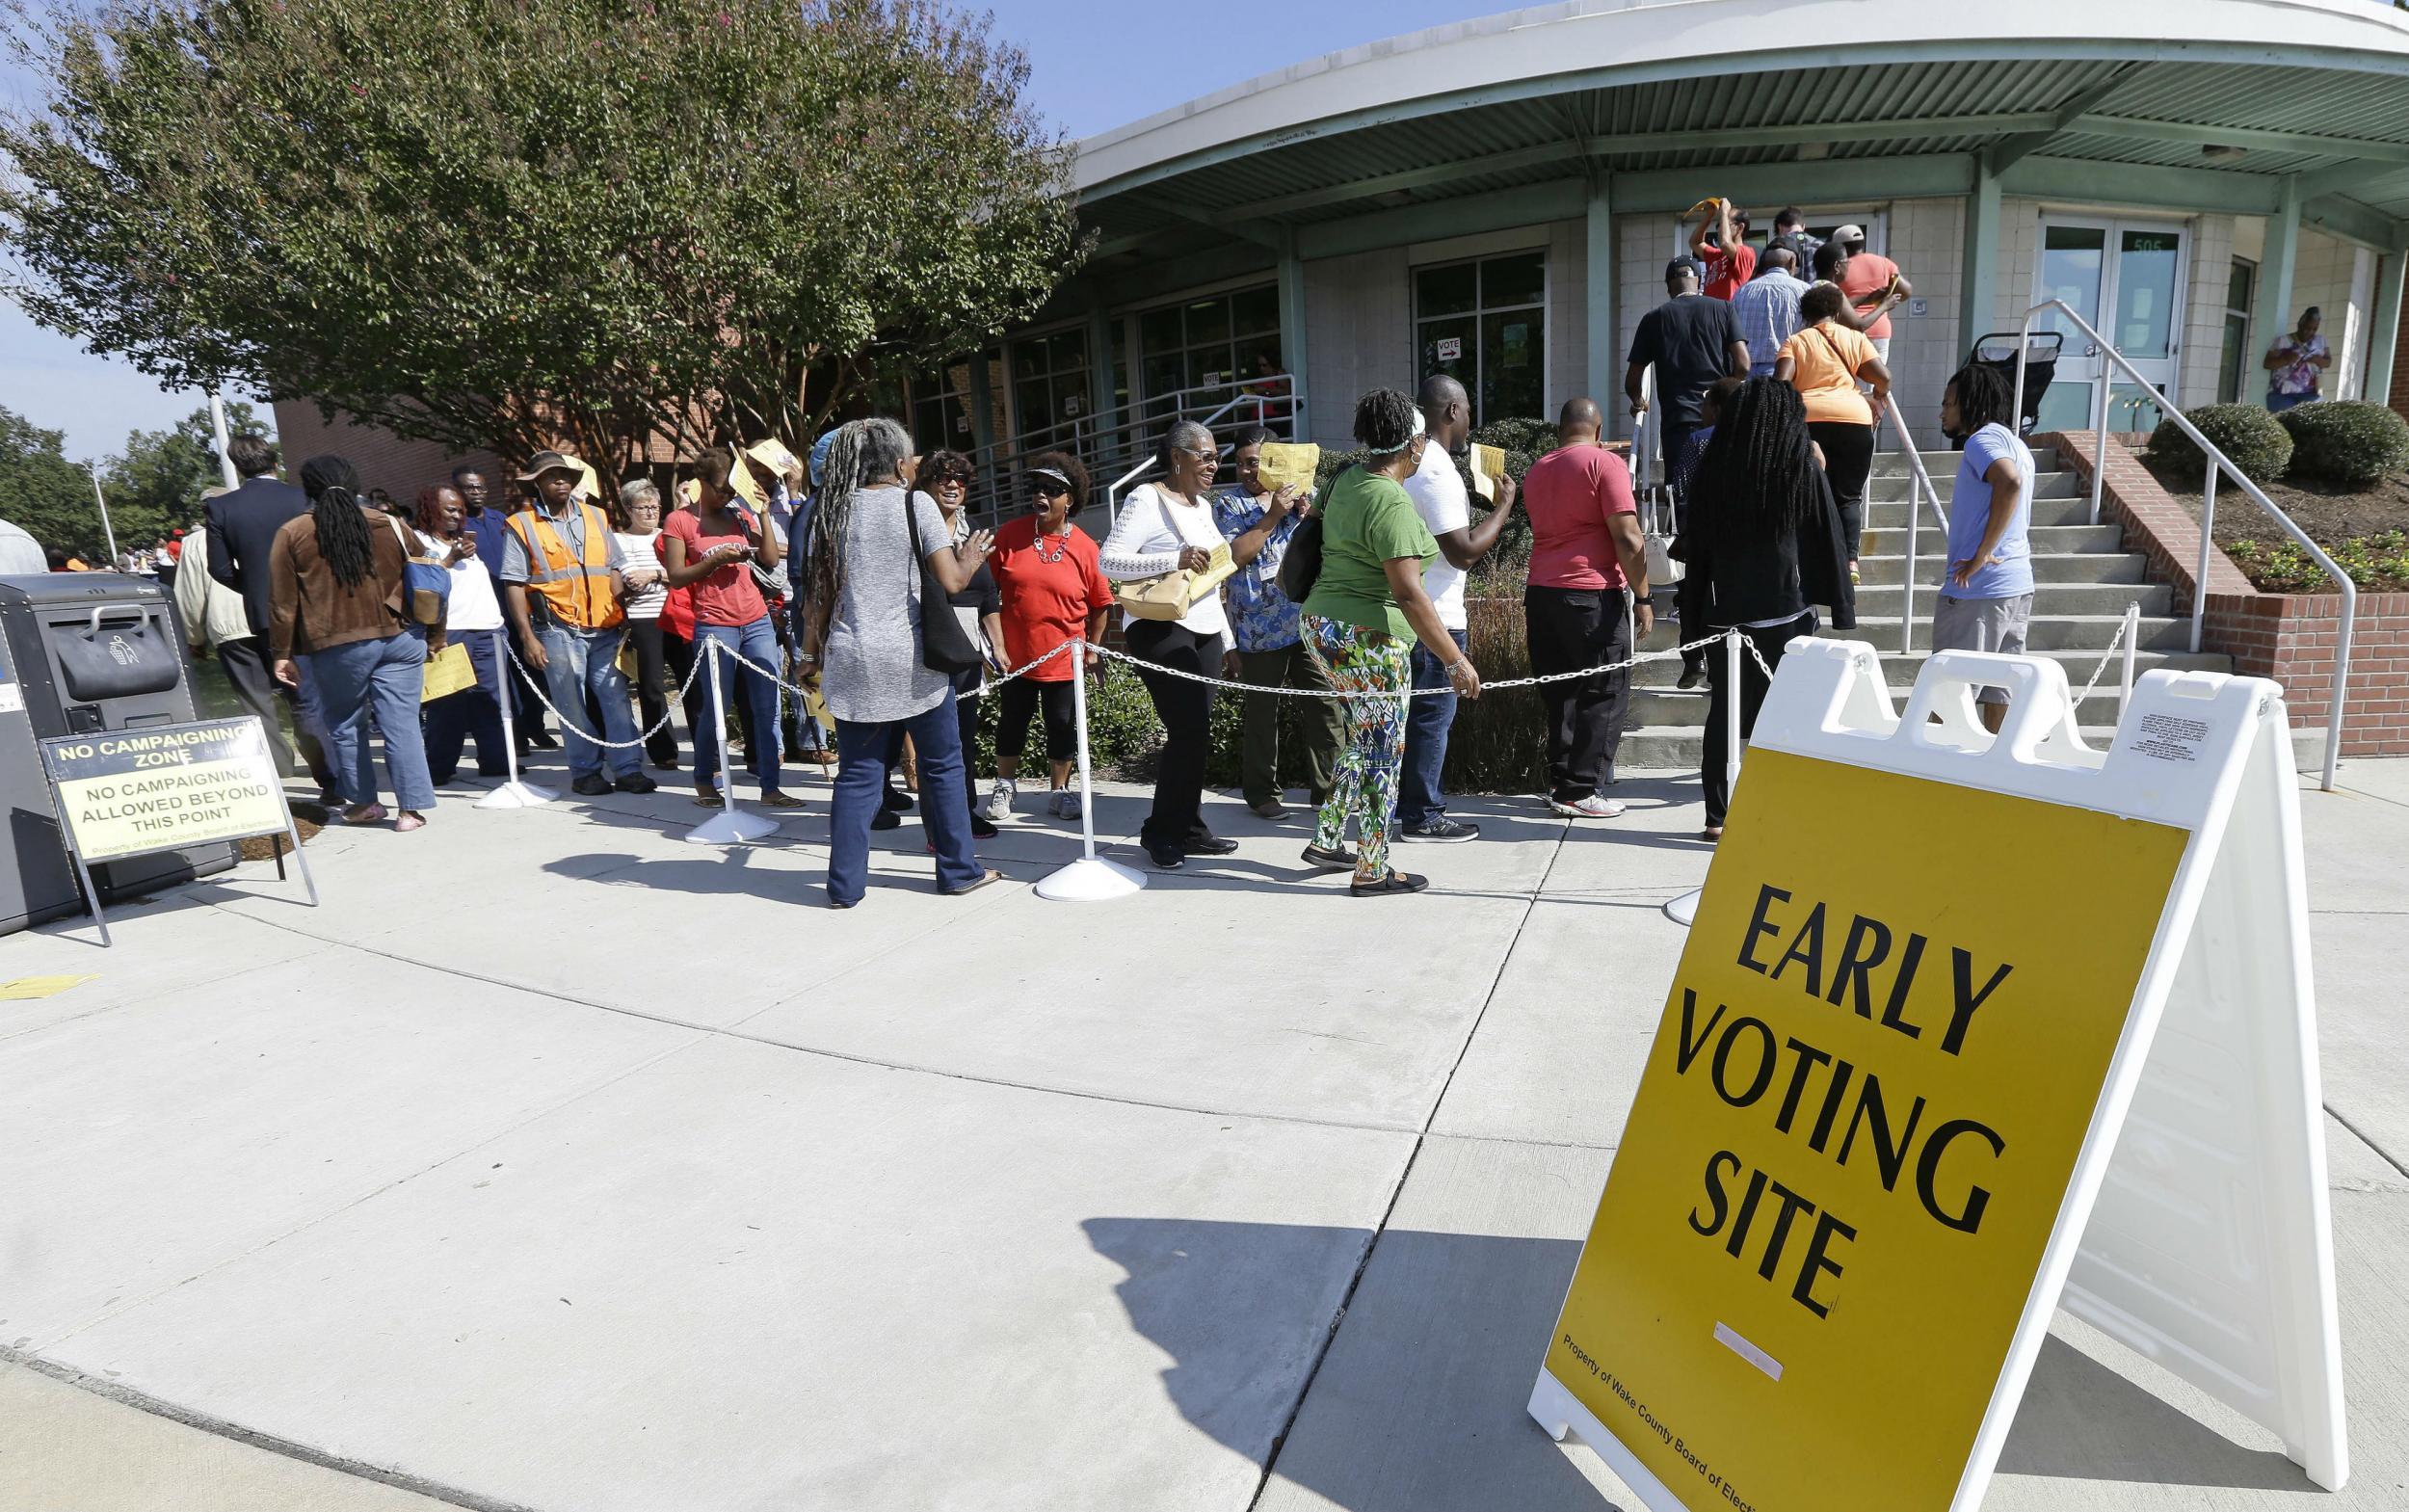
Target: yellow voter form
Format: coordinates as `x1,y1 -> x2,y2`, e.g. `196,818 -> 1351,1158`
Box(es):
1545,748 -> 2187,1511
1255,442 -> 1319,494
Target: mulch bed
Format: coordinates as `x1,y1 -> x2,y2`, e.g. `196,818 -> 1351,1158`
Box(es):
2136,453 -> 2409,592
238,811 -> 325,861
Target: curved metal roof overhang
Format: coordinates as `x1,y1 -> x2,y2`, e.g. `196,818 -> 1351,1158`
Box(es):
1069,0 -> 2409,276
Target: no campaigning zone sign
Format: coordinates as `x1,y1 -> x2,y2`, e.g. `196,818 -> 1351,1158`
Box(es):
40,717 -> 289,862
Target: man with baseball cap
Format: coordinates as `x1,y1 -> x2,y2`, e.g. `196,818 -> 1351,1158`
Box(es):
500,450 -> 655,796
1828,223 -> 1912,364
1628,254 -> 1749,514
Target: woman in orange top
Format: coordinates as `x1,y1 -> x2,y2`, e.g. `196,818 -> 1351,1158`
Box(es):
1774,282 -> 1891,571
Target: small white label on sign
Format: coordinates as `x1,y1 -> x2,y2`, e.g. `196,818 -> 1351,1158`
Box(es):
1437,337 -> 1464,361
0,682 -> 20,714
2132,711 -> 2210,764
1713,1321 -> 1783,1381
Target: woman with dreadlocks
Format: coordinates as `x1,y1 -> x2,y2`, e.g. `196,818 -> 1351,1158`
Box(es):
1680,379 -> 1854,841
1935,359 -> 2037,735
1297,388 -> 1483,897
798,417 -> 1000,908
268,454 -> 437,830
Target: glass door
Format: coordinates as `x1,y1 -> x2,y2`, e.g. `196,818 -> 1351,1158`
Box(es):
2033,218 -> 2188,433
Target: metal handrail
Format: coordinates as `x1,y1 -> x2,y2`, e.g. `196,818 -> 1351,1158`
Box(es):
967,371 -> 1298,528
1100,390 -> 1275,528
1883,391 -> 1950,656
2014,298 -> 2354,790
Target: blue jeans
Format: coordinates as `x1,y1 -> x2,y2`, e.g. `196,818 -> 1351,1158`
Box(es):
694,617 -> 785,794
829,691 -> 982,906
2266,389 -> 2318,413
422,630 -> 508,783
1397,627 -> 1467,828
306,628 -> 435,811
535,623 -> 638,780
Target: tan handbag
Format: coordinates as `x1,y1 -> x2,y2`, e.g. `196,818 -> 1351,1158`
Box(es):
1114,492 -> 1236,621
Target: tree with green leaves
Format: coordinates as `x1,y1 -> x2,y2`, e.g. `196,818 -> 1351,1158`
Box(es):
0,0 -> 1082,485
102,399 -> 267,548
0,404 -> 99,558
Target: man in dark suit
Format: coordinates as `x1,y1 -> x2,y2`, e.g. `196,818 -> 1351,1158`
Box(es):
206,433 -> 333,788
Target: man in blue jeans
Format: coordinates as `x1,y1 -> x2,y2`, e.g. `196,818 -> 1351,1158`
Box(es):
500,452 -> 655,797
1396,373 -> 1520,843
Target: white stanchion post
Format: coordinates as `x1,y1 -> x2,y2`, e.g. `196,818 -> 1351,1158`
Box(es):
477,626 -> 558,809
684,637 -> 780,844
1665,628 -> 1746,930
1036,637 -> 1144,902
2120,602 -> 2139,718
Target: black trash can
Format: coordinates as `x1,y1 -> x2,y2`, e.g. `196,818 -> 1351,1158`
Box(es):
0,573 -> 238,935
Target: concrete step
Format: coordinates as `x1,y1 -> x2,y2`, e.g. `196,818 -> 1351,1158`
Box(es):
1856,522 -> 2124,557
1862,492 -> 2095,530
1842,613 -> 2191,651
1628,644 -> 2230,687
1866,448 -> 2058,479
1852,580 -> 2168,618
1864,469 -> 2079,503
1853,550 -> 2149,586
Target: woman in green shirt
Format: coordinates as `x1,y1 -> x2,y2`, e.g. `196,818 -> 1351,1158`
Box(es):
1299,389 -> 1484,896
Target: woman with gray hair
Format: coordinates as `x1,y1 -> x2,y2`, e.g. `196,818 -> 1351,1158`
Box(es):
1099,419 -> 1237,871
799,417 -> 1001,907
611,477 -> 678,769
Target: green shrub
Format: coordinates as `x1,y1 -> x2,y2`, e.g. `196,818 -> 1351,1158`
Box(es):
2147,404 -> 2291,485
2225,529 -> 2409,593
2275,400 -> 2409,487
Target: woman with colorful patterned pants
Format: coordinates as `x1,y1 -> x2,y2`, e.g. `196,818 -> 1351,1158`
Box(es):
1297,388 -> 1485,896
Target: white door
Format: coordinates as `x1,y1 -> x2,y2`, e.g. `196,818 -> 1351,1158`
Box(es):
2032,217 -> 2189,433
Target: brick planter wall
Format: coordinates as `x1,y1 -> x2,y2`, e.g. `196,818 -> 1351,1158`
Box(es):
2042,430 -> 2409,757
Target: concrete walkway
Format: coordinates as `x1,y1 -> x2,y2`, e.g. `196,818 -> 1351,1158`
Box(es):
1,748 -> 2403,1511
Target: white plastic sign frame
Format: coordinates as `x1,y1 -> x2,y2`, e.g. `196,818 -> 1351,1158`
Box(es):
1532,638 -> 2347,1510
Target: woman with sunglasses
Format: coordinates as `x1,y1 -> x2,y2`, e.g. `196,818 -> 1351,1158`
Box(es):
1099,421 -> 1236,870
915,449 -> 1006,838
985,452 -> 1110,821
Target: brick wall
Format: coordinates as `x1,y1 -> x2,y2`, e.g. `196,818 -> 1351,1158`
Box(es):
2044,429 -> 2409,756
271,402 -> 508,506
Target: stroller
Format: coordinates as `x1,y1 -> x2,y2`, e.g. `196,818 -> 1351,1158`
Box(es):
1965,331 -> 2062,439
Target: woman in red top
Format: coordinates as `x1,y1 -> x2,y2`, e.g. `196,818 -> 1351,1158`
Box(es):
982,451 -> 1111,822
661,448 -> 797,808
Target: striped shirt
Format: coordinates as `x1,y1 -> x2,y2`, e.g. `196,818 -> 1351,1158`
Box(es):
1732,269 -> 1811,376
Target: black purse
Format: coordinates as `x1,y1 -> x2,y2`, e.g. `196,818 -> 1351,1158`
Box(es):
905,492 -> 982,677
1277,512 -> 1324,604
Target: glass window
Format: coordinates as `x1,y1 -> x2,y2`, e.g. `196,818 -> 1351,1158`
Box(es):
2113,229 -> 2183,359
1131,283 -> 1289,438
1003,328 -> 1088,450
2218,258 -> 2257,406
909,362 -> 976,451
2038,225 -> 2107,344
1414,250 -> 1547,426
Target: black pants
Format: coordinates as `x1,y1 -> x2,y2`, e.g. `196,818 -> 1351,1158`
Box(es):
1523,585 -> 1631,802
1702,613 -> 1815,827
1807,420 -> 1873,561
218,634 -> 332,787
623,618 -> 679,767
995,676 -> 1076,764
1125,620 -> 1218,849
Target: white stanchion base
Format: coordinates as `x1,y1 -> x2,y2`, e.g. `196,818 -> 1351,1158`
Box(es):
476,779 -> 559,809
684,809 -> 781,844
1663,887 -> 1702,927
1034,855 -> 1147,902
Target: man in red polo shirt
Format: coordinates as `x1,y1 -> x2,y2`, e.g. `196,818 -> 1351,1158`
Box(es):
1689,199 -> 1756,301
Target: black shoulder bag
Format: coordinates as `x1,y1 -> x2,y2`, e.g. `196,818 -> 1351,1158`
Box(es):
905,491 -> 983,676
1277,502 -> 1325,604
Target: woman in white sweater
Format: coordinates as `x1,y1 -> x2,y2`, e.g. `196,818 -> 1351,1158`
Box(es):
1099,420 -> 1236,870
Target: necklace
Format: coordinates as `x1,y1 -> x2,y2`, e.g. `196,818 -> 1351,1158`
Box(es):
1030,523 -> 1071,565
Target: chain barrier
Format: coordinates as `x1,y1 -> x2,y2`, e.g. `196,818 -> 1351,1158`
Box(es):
715,636 -> 1084,705
2071,603 -> 2141,710
501,631 -> 712,752
1082,631 -> 1738,700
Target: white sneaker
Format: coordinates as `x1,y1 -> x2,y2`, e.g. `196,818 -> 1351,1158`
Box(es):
985,779 -> 1016,821
1549,793 -> 1627,819
1054,788 -> 1082,821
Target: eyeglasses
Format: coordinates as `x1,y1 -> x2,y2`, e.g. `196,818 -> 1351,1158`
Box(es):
1177,448 -> 1219,464
1028,480 -> 1071,497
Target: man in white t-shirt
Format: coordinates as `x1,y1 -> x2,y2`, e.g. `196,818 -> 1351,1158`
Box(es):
1395,373 -> 1519,843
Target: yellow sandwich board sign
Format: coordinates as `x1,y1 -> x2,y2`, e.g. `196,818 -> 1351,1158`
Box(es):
1531,640 -> 2347,1511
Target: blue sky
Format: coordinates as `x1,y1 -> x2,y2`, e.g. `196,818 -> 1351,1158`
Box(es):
0,0 -> 1481,462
